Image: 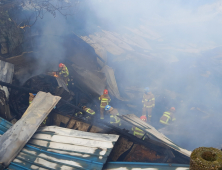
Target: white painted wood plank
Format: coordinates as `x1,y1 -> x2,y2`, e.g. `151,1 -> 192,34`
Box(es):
0,92 -> 61,167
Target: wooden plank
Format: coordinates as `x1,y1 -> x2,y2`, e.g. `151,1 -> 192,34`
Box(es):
37,126 -> 119,142
32,133 -> 115,149
28,139 -> 112,157
0,92 -> 61,167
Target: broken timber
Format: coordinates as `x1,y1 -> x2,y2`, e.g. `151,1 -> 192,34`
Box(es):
0,81 -> 191,164
0,92 -> 61,168
118,114 -> 191,162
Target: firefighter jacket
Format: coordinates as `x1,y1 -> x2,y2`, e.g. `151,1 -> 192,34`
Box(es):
84,108 -> 95,116
142,93 -> 155,108
59,65 -> 69,77
109,108 -> 121,127
76,108 -> 95,118
99,94 -> 111,108
160,111 -> 176,125
132,126 -> 145,139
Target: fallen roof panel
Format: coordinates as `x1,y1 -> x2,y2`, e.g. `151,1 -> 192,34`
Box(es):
120,114 -> 191,158
0,118 -> 119,170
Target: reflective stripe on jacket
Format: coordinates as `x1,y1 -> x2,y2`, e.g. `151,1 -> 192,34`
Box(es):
160,111 -> 176,125
99,95 -> 111,108
142,93 -> 155,108
86,108 -> 95,115
59,66 -> 69,77
132,126 -> 145,139
110,112 -> 121,126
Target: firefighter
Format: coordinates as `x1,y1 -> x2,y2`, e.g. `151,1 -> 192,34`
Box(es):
99,89 -> 111,119
58,63 -> 69,85
142,87 -> 155,122
160,107 -> 176,126
76,106 -> 95,121
105,105 -> 121,127
132,115 -> 146,139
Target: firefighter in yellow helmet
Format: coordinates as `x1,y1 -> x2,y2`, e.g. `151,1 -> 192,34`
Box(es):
105,105 -> 121,127
58,63 -> 69,85
99,89 -> 111,119
142,87 -> 155,122
132,115 -> 146,139
160,107 -> 176,126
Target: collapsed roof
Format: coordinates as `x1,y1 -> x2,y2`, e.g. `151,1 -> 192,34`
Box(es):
0,118 -> 119,170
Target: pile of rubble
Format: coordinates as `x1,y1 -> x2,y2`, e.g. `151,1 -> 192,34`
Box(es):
0,60 -> 191,170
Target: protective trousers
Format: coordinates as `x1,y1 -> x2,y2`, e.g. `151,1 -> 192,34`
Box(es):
142,107 -> 152,122
100,107 -> 105,119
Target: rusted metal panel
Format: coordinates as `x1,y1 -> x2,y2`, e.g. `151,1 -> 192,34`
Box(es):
0,60 -> 14,84
124,144 -> 164,162
0,92 -> 61,168
0,118 -> 119,170
120,114 -> 191,158
109,137 -> 133,161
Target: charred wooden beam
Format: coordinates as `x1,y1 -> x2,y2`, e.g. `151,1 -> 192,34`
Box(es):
0,80 -> 88,115
0,80 -> 37,94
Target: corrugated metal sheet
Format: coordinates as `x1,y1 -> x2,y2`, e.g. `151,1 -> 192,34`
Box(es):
120,114 -> 191,158
0,92 -> 61,167
0,60 -> 14,84
0,118 -> 119,170
104,162 -> 189,170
